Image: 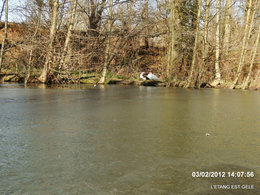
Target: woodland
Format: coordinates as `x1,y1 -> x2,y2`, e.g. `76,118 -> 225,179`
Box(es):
0,0 -> 259,89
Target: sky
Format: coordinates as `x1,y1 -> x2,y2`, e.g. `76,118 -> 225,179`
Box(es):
1,0 -> 26,22
2,0 -> 246,23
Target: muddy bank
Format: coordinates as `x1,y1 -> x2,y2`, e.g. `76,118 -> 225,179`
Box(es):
0,73 -> 259,90
0,73 -> 164,87
0,73 -> 24,83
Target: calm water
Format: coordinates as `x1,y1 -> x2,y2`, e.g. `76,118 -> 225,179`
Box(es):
0,83 -> 259,194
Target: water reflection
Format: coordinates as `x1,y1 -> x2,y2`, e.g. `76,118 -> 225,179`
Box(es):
0,85 -> 259,194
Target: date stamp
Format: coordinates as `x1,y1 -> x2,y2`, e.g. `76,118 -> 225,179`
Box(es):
191,171 -> 254,178
210,184 -> 255,190
192,171 -> 256,190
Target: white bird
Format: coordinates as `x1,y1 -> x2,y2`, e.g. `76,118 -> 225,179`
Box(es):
147,72 -> 159,80
140,72 -> 148,80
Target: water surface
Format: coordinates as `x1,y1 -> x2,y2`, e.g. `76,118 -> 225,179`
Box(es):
0,84 -> 259,194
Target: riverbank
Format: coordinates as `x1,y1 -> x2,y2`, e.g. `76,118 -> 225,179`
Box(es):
0,72 -> 259,90
0,72 -> 165,87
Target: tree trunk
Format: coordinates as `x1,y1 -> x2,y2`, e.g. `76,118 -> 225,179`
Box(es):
200,0 -> 210,87
144,0 -> 149,49
167,0 -> 176,80
38,0 -> 59,83
191,0 -> 198,30
244,0 -> 250,24
0,0 -> 5,21
223,0 -> 232,55
98,0 -> 113,84
88,0 -> 106,37
0,0 -> 8,73
25,0 -> 43,84
211,0 -> 222,87
203,0 -> 210,62
231,0 -> 256,89
166,41 -> 172,80
242,19 -> 260,89
184,0 -> 202,88
58,0 -> 77,71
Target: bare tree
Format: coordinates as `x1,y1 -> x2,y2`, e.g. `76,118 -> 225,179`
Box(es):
231,0 -> 257,89
242,14 -> 260,89
0,0 -> 8,73
25,0 -> 44,84
89,0 -> 106,37
167,0 -> 176,80
38,0 -> 59,83
200,0 -> 210,85
0,0 -> 259,89
223,0 -> 232,55
211,0 -> 222,87
99,0 -> 113,84
184,0 -> 202,88
0,0 -> 5,21
144,0 -> 149,49
58,0 -> 77,71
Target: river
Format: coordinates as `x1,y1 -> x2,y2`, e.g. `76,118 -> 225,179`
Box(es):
0,83 -> 259,194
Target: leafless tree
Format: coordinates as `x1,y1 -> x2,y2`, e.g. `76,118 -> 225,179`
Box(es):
0,0 -> 8,73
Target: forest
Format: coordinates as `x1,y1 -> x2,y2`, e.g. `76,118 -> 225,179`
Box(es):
0,0 -> 259,89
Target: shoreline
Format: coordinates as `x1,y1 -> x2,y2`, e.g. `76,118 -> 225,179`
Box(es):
0,73 -> 259,90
